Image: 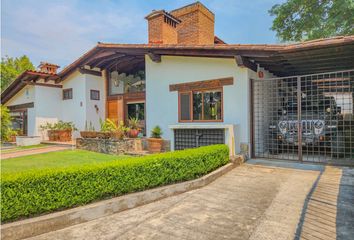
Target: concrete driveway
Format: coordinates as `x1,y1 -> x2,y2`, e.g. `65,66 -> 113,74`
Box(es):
29,160 -> 354,240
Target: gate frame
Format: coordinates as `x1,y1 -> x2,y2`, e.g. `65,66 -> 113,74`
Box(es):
249,69 -> 354,163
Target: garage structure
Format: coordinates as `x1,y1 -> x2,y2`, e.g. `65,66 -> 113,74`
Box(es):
249,38 -> 354,165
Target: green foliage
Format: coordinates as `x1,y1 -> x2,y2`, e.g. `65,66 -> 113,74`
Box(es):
151,125 -> 163,138
128,117 -> 140,130
1,55 -> 35,90
117,120 -> 130,133
100,118 -> 118,132
40,121 -> 77,131
0,105 -> 15,141
1,145 -> 229,222
269,0 -> 354,41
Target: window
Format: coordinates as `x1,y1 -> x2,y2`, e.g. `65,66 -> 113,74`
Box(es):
90,90 -> 100,100
63,88 -> 73,100
179,89 -> 222,122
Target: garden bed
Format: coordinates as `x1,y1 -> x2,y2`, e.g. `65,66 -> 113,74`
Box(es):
76,137 -> 170,154
1,145 -> 229,222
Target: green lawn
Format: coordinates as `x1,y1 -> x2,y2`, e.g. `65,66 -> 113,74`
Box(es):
1,150 -> 129,174
1,144 -> 49,153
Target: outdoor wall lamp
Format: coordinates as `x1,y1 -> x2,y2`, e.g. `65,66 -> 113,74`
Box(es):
94,105 -> 99,113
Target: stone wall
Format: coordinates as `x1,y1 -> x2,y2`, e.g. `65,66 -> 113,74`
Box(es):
76,138 -> 171,155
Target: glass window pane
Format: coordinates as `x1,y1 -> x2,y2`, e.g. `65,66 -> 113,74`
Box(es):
193,92 -> 203,120
127,103 -> 145,120
203,90 -> 222,120
180,93 -> 191,120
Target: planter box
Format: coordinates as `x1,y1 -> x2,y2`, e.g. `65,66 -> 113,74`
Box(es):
80,131 -> 98,139
47,130 -> 72,142
16,136 -> 41,146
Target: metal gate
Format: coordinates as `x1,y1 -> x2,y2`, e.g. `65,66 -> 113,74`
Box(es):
252,70 -> 354,165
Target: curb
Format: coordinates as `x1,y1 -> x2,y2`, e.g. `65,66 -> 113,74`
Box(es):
1,156 -> 244,240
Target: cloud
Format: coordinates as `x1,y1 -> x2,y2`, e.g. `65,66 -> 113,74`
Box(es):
1,0 -> 147,68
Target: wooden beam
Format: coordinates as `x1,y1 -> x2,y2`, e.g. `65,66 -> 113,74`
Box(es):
91,53 -> 126,68
147,53 -> 161,63
235,55 -> 257,72
7,102 -> 34,111
169,77 -> 234,92
83,51 -> 119,66
78,68 -> 102,76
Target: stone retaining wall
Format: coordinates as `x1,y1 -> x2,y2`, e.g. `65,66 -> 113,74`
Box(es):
76,138 -> 170,154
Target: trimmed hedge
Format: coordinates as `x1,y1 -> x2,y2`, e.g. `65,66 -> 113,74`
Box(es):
1,144 -> 229,222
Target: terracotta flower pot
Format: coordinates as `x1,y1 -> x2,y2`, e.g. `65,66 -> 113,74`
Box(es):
147,138 -> 164,153
47,130 -> 57,141
57,130 -> 72,142
128,129 -> 140,138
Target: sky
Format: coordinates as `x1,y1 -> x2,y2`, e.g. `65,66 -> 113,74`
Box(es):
1,0 -> 286,69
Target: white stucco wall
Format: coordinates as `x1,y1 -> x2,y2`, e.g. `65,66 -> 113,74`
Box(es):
4,86 -> 37,136
146,55 -> 252,154
85,74 -> 105,131
34,86 -> 62,138
61,71 -> 87,137
4,70 -> 106,139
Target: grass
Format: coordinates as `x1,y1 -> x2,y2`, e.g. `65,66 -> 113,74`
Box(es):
1,144 -> 49,153
1,150 -> 129,174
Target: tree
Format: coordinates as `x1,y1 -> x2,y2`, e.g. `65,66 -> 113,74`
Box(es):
0,105 -> 15,141
1,55 -> 35,91
269,0 -> 354,42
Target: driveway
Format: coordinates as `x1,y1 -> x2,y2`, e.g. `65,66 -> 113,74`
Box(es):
29,161 -> 354,240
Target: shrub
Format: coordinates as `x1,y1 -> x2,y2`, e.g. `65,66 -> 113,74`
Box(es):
40,121 -> 77,131
1,145 -> 229,222
151,125 -> 162,138
0,104 -> 15,141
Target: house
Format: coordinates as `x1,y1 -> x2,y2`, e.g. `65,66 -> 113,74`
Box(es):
2,2 -> 354,163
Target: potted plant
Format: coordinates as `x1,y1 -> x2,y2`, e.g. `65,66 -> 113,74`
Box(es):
80,121 -> 97,138
40,121 -> 77,142
40,122 -> 56,141
111,121 -> 130,140
128,117 -> 140,138
99,119 -> 117,139
55,121 -> 77,141
147,125 -> 163,153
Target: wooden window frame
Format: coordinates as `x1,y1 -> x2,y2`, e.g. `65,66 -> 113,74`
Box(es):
178,87 -> 223,123
63,88 -> 73,100
90,89 -> 100,100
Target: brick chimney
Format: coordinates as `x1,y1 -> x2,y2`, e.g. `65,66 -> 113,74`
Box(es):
145,10 -> 181,44
38,62 -> 59,74
170,2 -> 215,45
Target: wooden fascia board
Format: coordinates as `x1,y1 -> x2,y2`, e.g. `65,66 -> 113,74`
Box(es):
169,77 -> 234,92
78,68 -> 102,76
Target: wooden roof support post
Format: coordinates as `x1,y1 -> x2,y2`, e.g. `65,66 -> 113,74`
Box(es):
102,69 -> 108,118
148,53 -> 161,63
235,55 -> 257,72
